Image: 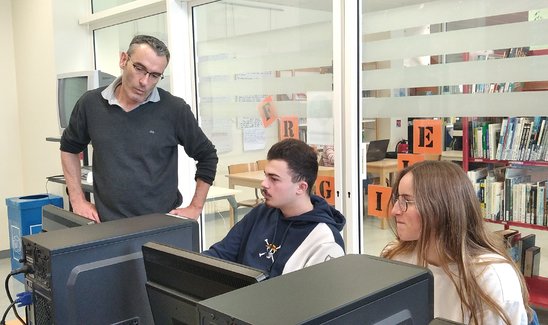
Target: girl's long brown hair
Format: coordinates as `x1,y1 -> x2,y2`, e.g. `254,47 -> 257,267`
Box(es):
381,160 -> 531,324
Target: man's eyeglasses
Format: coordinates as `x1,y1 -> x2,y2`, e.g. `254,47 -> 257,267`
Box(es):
391,194 -> 415,212
127,56 -> 164,81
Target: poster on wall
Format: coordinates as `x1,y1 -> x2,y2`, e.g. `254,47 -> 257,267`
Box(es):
243,127 -> 266,151
238,117 -> 262,129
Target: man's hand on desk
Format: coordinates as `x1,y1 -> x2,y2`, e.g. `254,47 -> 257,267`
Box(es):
169,205 -> 201,220
71,200 -> 101,223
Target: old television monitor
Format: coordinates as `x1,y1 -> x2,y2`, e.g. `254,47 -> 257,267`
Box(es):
57,70 -> 115,134
41,204 -> 96,232
197,254 -> 434,324
142,242 -> 267,325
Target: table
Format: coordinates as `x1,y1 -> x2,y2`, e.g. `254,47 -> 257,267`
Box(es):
227,166 -> 334,190
48,175 -> 93,192
46,176 -> 239,224
440,150 -> 463,161
205,186 -> 240,226
366,159 -> 398,187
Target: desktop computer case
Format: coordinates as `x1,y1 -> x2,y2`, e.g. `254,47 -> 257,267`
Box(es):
23,213 -> 198,325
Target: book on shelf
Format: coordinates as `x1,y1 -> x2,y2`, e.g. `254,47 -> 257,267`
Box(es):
467,167 -> 488,183
525,116 -> 543,161
486,116 -> 548,162
503,117 -> 518,160
523,245 -> 540,278
494,229 -> 521,263
484,171 -> 503,220
537,181 -> 546,227
515,120 -> 531,161
539,117 -> 548,161
495,118 -> 508,159
503,171 -> 531,222
488,123 -> 501,160
534,117 -> 546,161
519,234 -> 536,274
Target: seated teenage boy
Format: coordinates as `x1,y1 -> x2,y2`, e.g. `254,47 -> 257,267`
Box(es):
203,138 -> 346,278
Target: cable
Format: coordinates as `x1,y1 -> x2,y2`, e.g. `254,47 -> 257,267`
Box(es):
0,300 -> 17,325
4,265 -> 34,324
0,291 -> 32,325
4,274 -> 24,324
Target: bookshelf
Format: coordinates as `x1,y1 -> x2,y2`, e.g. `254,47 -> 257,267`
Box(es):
462,116 -> 548,231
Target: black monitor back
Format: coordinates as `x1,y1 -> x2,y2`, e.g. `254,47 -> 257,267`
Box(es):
23,213 -> 198,325
41,204 -> 96,232
142,242 -> 266,325
198,254 -> 433,325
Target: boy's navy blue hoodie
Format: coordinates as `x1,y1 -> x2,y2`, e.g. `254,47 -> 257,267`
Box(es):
203,195 -> 346,278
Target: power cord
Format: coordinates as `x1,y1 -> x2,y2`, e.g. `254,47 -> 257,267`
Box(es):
2,265 -> 34,325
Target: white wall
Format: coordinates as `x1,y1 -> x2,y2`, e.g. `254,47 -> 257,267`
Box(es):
0,0 -> 92,251
0,0 -> 24,252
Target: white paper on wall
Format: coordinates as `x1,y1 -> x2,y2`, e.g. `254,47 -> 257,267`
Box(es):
243,128 -> 266,151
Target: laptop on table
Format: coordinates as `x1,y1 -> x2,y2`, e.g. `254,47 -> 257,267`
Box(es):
366,139 -> 390,162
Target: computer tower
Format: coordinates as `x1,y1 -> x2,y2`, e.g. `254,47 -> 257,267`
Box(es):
23,213 -> 198,325
198,254 -> 433,325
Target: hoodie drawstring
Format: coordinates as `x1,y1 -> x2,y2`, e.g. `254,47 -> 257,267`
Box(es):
268,220 -> 294,273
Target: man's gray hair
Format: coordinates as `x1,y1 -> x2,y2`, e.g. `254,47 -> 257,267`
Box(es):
127,35 -> 170,63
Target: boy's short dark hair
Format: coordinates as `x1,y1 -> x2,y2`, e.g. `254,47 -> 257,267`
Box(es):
267,139 -> 318,193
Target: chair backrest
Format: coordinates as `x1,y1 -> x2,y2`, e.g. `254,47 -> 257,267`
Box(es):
256,160 -> 268,170
228,162 -> 259,174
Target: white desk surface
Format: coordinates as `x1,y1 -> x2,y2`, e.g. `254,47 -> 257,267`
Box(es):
206,186 -> 240,200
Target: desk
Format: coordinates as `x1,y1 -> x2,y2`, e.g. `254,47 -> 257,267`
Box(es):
47,175 -> 93,193
206,186 -> 240,226
366,159 -> 398,187
440,150 -> 463,161
227,166 -> 334,190
47,176 -> 238,224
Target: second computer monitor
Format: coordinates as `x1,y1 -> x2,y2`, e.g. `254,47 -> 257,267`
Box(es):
142,242 -> 267,325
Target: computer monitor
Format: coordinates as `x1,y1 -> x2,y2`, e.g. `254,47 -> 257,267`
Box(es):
41,204 -> 96,232
198,254 -> 434,324
142,242 -> 267,325
57,70 -> 116,134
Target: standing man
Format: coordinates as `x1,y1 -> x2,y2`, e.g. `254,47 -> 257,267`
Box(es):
203,139 -> 345,278
60,35 -> 218,222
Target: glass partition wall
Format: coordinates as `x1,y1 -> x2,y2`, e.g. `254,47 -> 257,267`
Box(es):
192,1 -> 335,248
87,1 -> 548,267
361,0 -> 548,278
